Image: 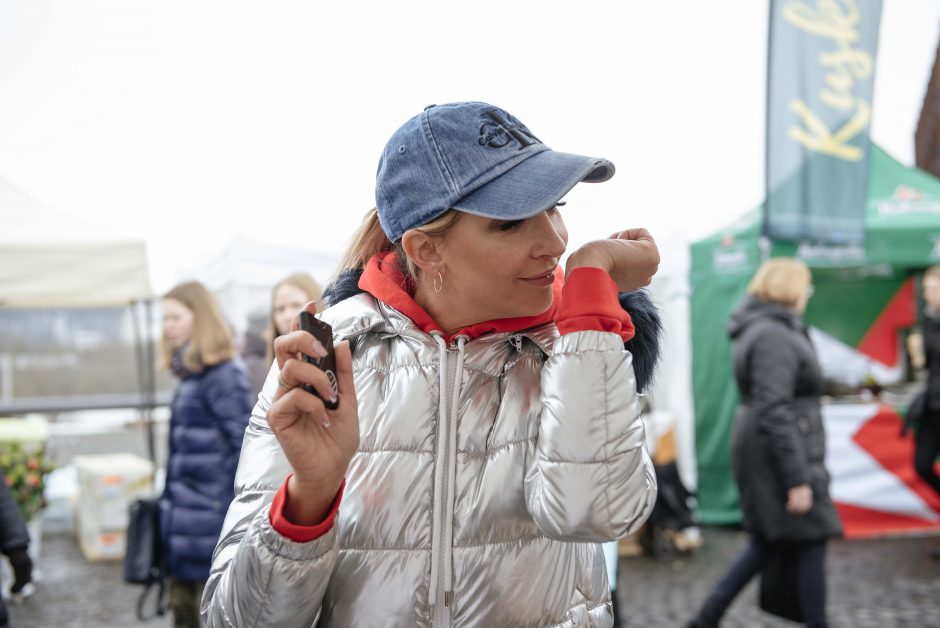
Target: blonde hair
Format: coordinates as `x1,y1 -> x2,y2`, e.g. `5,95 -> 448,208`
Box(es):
747,258 -> 812,309
266,272 -> 324,364
159,281 -> 237,373
332,207 -> 462,284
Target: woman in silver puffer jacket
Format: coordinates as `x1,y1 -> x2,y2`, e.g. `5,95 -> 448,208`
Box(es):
202,101 -> 660,628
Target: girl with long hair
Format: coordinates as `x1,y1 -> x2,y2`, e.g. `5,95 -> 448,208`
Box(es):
160,281 -> 252,628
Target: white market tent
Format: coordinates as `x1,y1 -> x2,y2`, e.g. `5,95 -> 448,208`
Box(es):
0,177 -> 160,461
0,177 -> 151,308
645,234 -> 697,492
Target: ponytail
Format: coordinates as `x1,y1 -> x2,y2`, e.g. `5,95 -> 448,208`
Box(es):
330,207 -> 463,295
335,208 -> 393,275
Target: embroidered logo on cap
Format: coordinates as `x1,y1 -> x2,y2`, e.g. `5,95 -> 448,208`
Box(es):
478,109 -> 541,150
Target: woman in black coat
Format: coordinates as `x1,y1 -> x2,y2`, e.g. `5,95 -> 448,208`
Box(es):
907,265 -> 940,500
688,258 -> 842,628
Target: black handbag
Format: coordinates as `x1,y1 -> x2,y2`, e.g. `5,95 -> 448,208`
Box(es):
123,497 -> 167,620
759,547 -> 805,623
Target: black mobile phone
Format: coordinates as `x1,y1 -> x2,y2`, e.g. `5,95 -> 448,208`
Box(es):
299,311 -> 339,410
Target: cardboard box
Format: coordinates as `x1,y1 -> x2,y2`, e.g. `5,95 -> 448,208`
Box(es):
73,453 -> 154,561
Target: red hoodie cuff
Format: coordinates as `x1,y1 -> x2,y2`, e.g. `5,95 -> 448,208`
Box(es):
555,267 -> 635,342
269,475 -> 345,542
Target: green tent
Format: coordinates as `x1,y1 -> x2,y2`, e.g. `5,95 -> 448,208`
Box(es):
690,145 -> 940,524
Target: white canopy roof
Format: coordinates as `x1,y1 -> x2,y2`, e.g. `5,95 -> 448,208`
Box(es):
0,178 -> 151,308
178,233 -> 340,334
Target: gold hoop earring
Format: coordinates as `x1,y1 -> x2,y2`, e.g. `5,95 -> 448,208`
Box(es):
433,271 -> 444,293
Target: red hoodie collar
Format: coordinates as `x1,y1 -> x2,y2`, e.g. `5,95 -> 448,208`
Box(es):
358,251 -> 563,343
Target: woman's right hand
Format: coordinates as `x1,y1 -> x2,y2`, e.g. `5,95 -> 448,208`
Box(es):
268,304 -> 360,525
786,484 -> 813,515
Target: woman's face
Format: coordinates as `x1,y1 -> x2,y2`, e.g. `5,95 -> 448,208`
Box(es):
162,298 -> 194,350
435,207 -> 568,324
273,283 -> 310,336
924,276 -> 940,311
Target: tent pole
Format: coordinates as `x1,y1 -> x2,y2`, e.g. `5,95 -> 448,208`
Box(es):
143,299 -> 157,468
130,300 -> 145,422
130,300 -> 156,468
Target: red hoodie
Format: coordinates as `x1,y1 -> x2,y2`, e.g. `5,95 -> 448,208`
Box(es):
270,251 -> 635,541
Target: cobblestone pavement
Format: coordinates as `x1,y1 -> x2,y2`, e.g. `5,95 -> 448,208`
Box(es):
7,528 -> 171,628
617,527 -> 940,628
7,526 -> 940,627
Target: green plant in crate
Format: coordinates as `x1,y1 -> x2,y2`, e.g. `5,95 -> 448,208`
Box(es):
0,442 -> 56,522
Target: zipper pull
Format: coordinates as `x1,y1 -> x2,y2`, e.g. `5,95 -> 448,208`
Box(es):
511,335 -> 524,352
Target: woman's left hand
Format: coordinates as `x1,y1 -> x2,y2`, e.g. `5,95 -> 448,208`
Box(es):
786,484 -> 813,515
566,228 -> 660,292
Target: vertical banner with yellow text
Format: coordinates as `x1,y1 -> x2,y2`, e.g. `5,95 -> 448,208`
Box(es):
765,0 -> 882,244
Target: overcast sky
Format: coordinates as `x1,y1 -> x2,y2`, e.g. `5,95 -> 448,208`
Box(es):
2,0 -> 939,293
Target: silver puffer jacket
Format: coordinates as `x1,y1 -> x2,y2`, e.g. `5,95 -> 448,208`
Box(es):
203,293 -> 656,628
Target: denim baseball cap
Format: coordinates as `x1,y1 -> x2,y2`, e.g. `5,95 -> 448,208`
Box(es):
375,101 -> 615,242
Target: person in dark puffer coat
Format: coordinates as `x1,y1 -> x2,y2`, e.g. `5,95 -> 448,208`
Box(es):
687,258 -> 842,628
160,281 -> 252,628
0,467 -> 31,628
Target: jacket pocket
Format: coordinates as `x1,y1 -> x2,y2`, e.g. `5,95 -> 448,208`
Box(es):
797,414 -> 825,461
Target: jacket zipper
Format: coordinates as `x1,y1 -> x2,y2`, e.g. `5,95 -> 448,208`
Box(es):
429,334 -> 465,626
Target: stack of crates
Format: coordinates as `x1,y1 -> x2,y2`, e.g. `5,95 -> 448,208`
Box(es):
73,453 -> 154,561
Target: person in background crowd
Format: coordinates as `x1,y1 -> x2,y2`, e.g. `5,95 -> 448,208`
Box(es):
241,273 -> 325,401
906,266 -> 940,501
267,272 -> 324,365
159,281 -> 252,628
202,101 -> 661,627
239,315 -> 270,401
687,258 -> 842,628
0,467 -> 31,628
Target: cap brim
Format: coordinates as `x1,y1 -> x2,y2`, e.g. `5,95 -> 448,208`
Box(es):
452,150 -> 615,220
